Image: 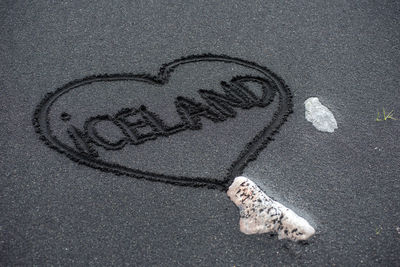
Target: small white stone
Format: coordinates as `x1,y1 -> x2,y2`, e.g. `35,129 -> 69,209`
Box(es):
304,97 -> 337,132
227,176 -> 315,241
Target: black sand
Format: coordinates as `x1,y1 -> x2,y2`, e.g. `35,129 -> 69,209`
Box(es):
1,1 -> 399,265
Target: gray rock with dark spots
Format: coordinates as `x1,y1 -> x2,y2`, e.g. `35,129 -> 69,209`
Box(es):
227,176 -> 315,242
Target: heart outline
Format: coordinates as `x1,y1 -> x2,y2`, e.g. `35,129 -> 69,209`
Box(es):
32,54 -> 293,191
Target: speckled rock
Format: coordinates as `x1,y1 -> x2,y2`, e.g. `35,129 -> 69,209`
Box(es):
304,97 -> 338,133
227,176 -> 315,241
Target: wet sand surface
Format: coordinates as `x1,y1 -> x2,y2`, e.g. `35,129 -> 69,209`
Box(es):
1,1 -> 399,265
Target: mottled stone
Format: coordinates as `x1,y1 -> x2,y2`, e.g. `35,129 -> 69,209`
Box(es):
304,97 -> 337,132
227,176 -> 315,241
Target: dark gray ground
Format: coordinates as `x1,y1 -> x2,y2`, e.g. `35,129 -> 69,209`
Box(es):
1,1 -> 399,266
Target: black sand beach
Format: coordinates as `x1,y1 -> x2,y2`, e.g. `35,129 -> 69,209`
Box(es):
1,1 -> 399,265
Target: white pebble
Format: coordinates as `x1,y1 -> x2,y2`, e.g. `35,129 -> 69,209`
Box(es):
304,97 -> 337,132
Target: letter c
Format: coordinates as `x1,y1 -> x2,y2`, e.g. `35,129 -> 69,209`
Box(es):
84,115 -> 128,150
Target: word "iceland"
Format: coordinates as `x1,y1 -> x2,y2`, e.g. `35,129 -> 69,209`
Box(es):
65,76 -> 276,157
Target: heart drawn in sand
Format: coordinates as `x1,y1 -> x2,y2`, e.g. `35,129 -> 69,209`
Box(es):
33,54 -> 292,190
